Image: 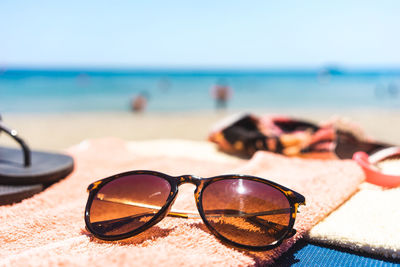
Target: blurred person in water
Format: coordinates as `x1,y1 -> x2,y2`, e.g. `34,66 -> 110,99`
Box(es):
211,79 -> 232,109
131,92 -> 148,112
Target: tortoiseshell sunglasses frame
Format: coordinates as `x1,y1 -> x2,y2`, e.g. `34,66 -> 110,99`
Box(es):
85,170 -> 305,251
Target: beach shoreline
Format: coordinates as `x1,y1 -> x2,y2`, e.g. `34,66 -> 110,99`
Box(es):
1,108 -> 399,151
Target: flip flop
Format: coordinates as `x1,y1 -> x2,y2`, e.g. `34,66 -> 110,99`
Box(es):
0,115 -> 74,204
0,184 -> 43,205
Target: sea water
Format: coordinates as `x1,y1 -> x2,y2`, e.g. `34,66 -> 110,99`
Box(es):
0,69 -> 399,113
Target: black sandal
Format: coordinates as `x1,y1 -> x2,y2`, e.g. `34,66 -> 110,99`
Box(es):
0,115 -> 74,204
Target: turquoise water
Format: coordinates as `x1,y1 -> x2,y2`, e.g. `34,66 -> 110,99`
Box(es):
1,69 -> 400,113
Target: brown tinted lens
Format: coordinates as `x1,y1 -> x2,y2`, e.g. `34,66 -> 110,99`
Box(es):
201,178 -> 291,247
89,174 -> 171,236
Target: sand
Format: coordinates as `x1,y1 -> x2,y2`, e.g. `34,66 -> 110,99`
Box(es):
1,108 -> 399,151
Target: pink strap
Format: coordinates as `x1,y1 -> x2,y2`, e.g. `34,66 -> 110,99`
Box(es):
353,151 -> 400,188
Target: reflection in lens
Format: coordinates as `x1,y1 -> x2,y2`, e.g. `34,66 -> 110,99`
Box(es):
201,178 -> 291,247
89,174 -> 171,236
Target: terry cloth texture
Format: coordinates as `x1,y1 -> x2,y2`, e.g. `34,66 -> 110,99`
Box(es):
307,182 -> 400,259
0,138 -> 364,266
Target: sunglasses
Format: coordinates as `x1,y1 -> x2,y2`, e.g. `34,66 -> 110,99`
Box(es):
84,170 -> 305,251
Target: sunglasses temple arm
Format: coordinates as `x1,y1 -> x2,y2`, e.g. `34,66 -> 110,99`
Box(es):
92,196 -> 300,241
203,208 -> 291,218
92,203 -> 294,240
96,195 -> 293,218
92,211 -> 296,242
169,208 -> 293,219
91,209 -> 290,233
95,195 -> 199,218
94,196 -> 295,232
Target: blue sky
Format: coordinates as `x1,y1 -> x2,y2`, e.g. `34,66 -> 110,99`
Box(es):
1,0 -> 399,69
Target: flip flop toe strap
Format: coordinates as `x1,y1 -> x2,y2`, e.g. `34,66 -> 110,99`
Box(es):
0,121 -> 31,167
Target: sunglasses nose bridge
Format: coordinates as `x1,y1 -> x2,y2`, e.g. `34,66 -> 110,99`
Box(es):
176,175 -> 202,186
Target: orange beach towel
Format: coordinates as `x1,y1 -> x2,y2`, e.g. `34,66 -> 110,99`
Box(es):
0,138 -> 364,266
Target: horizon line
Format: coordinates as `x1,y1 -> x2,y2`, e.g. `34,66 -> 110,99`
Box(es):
2,66 -> 400,75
